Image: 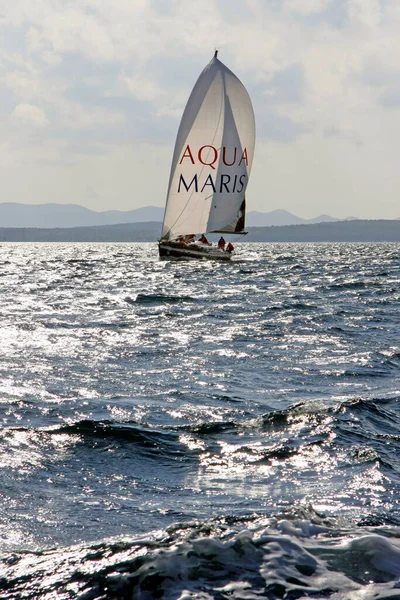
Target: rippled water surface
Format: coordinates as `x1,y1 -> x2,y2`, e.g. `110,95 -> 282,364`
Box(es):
0,242 -> 399,599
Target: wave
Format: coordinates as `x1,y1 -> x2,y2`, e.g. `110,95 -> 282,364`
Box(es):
1,509 -> 400,599
41,320 -> 132,330
328,280 -> 368,290
337,351 -> 400,378
51,419 -> 193,457
0,420 -> 199,467
128,293 -> 196,305
267,301 -> 317,312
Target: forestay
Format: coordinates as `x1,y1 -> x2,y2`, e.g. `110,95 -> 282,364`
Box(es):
161,53 -> 255,241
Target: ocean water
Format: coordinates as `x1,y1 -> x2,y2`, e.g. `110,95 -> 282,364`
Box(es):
0,241 -> 399,599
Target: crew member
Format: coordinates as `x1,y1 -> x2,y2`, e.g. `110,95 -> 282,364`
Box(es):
218,236 -> 226,250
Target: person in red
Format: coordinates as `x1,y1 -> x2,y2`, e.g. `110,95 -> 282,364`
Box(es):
218,236 -> 226,250
226,242 -> 234,253
199,234 -> 210,245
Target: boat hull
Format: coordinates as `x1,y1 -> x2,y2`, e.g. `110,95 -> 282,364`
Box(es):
158,241 -> 233,261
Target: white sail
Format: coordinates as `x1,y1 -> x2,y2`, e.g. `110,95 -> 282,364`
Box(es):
161,53 -> 255,241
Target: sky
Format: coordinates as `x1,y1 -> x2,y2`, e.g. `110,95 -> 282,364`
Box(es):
1,0 -> 399,219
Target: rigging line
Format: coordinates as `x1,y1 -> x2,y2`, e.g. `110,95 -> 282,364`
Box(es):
207,66 -> 228,230
162,64 -> 225,240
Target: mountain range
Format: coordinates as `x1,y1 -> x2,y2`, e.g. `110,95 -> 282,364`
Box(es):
0,203 -> 358,229
0,203 -> 398,242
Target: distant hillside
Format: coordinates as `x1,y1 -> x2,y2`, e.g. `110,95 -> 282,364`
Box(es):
0,202 -> 349,228
246,209 -> 340,227
0,219 -> 398,243
0,203 -> 165,228
0,222 -> 160,242
246,220 -> 400,242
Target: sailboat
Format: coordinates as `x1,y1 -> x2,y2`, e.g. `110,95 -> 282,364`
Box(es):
158,51 -> 255,260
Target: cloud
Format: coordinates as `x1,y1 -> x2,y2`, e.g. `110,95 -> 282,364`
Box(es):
346,0 -> 382,28
11,103 -> 49,127
117,71 -> 167,103
262,64 -> 304,105
284,0 -> 332,16
0,0 -> 398,218
379,86 -> 400,108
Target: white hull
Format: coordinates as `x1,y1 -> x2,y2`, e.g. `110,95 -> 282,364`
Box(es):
158,241 -> 233,261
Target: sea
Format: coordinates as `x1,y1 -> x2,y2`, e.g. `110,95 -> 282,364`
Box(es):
0,241 -> 399,599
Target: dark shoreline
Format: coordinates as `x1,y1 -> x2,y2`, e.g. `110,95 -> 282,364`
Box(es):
0,219 -> 399,242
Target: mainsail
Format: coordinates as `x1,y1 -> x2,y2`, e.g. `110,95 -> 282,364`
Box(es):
161,52 -> 255,241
